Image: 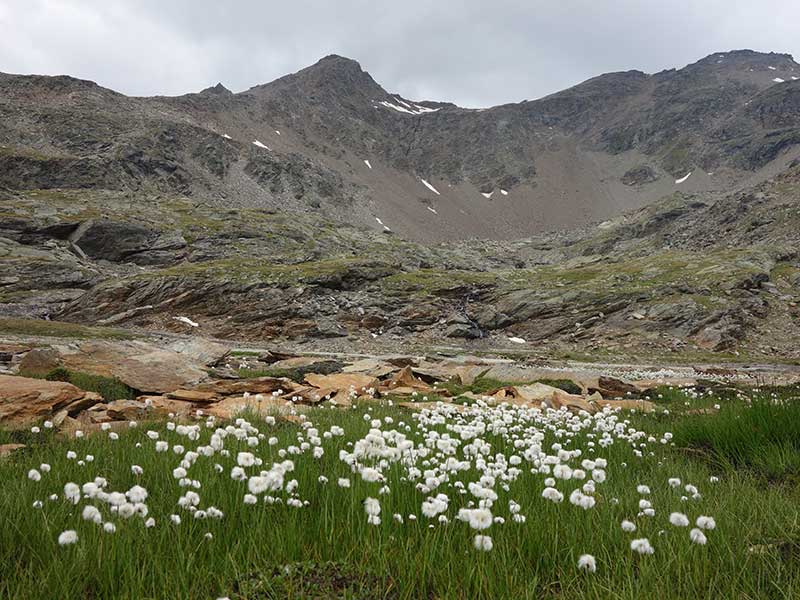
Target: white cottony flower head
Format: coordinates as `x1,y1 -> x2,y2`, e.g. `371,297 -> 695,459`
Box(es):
689,528 -> 708,545
364,497 -> 381,516
473,534 -> 493,551
696,516 -> 716,530
58,530 -> 78,546
577,554 -> 597,573
669,512 -> 690,527
630,538 -> 654,555
621,520 -> 637,532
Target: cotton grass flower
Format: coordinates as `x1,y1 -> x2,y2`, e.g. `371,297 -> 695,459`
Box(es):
27,469 -> 41,482
696,516 -> 716,530
577,554 -> 597,572
669,512 -> 690,527
473,535 -> 493,551
58,530 -> 78,546
630,538 -> 654,555
621,520 -> 637,532
689,528 -> 708,545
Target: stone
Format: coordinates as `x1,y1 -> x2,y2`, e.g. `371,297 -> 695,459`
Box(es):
304,372 -> 378,395
192,377 -> 294,396
166,390 -> 221,403
0,443 -> 26,458
0,374 -> 101,427
204,395 -> 306,420
17,347 -> 62,376
381,366 -> 431,393
544,389 -> 597,414
49,339 -> 229,393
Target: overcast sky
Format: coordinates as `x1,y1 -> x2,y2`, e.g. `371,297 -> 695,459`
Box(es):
1,0 -> 798,107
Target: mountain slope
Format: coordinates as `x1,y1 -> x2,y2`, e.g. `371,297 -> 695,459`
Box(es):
2,50 -> 800,241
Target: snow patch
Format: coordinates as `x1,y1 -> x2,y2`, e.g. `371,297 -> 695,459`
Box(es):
768,66 -> 777,70
221,133 -> 232,139
508,337 -> 526,344
793,76 -> 799,81
500,189 -> 509,196
427,206 -> 438,215
375,217 -> 384,226
275,130 -> 281,135
481,191 -> 494,199
675,172 -> 692,184
173,316 -> 199,328
377,98 -> 441,116
420,178 -> 441,195
253,140 -> 271,150
364,159 -> 372,169
773,77 -> 785,83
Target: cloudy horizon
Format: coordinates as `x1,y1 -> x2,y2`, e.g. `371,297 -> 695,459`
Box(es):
1,0 -> 798,108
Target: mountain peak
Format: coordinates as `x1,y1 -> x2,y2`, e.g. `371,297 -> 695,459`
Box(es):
199,82 -> 232,95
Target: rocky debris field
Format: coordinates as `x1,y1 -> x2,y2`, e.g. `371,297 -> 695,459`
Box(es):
3,334 -> 796,439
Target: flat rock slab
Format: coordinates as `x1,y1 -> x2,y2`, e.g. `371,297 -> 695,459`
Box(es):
0,374 -> 101,427
31,339 -> 230,394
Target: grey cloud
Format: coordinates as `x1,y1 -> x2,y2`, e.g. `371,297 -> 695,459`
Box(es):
1,0 -> 798,107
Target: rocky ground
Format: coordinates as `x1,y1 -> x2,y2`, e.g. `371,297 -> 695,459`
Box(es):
1,160 -> 799,363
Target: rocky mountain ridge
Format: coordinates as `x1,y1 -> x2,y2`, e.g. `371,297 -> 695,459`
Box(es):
2,50 -> 800,241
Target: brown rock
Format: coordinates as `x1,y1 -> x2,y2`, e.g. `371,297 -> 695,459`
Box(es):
591,376 -> 642,398
17,348 -> 61,376
204,395 -> 306,420
193,377 -> 293,396
47,339 -> 229,394
544,389 -> 597,414
0,375 -> 101,428
166,390 -> 220,403
0,443 -> 26,458
304,373 -> 378,395
383,366 -> 431,392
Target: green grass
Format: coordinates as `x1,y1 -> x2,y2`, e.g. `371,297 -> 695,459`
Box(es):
2,391 -> 800,599
19,367 -> 137,401
0,318 -> 136,341
671,386 -> 800,482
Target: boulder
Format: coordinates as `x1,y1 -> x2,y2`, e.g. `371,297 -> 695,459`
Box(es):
46,339 -> 229,394
192,377 -> 294,396
543,389 -> 597,414
0,443 -> 26,458
0,374 -> 101,427
166,390 -> 221,403
204,395 -> 306,420
590,376 -> 642,398
17,347 -> 61,376
304,372 -> 378,395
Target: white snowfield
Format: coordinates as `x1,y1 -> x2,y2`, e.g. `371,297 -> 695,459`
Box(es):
275,130 -> 281,135
500,189 -> 509,196
364,159 -> 372,169
427,206 -> 438,215
773,78 -> 785,83
508,336 -> 526,344
252,140 -> 271,150
221,134 -> 232,139
375,217 -> 385,226
377,99 -> 441,116
420,178 -> 441,195
173,316 -> 199,328
768,66 -> 777,70
481,191 -> 494,199
675,172 -> 692,184
793,76 -> 799,81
